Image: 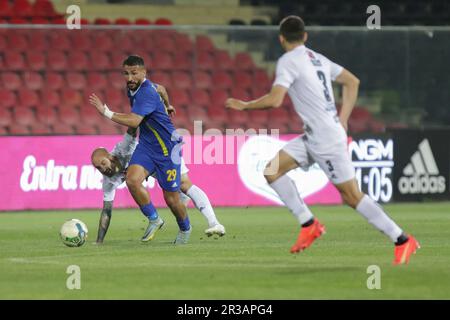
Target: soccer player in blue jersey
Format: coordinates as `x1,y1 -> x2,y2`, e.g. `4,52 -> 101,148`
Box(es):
89,55 -> 191,244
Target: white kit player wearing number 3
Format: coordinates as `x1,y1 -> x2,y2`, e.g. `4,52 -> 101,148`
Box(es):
91,128 -> 225,244
226,16 -> 419,265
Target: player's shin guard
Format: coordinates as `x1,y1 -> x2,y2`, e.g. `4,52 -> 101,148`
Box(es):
356,195 -> 403,242
177,216 -> 191,231
269,175 -> 314,225
140,202 -> 159,221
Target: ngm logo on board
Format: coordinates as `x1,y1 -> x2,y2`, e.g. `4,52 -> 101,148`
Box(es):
398,139 -> 446,194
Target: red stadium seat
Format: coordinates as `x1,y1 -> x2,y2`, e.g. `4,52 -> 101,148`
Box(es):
36,107 -> 58,125
74,123 -> 98,135
173,33 -> 194,54
71,35 -> 92,51
171,71 -> 192,89
107,71 -> 125,89
52,123 -> 75,135
187,107 -> 208,122
51,17 -> 66,25
29,34 -> 48,51
212,71 -> 233,89
111,36 -> 134,54
7,34 -> 29,51
33,0 -> 61,19
207,107 -> 228,123
87,72 -> 108,91
214,50 -> 235,71
45,72 -> 65,90
152,52 -> 174,71
228,109 -> 249,126
104,88 -> 126,110
253,69 -> 272,88
66,72 -> 86,90
89,52 -> 112,70
81,107 -> 102,125
9,18 -> 28,24
8,123 -> 31,135
191,89 -> 211,107
154,18 -> 172,25
196,51 -> 214,71
59,108 -> 81,125
135,18 -> 152,25
94,18 -> 111,25
0,0 -> 12,19
61,88 -> 82,107
193,71 -> 212,89
18,89 -> 40,108
26,51 -> 46,71
0,109 -> 12,127
91,35 -> 114,52
30,17 -> 50,24
30,122 -> 52,135
48,33 -> 71,51
1,72 -> 22,90
14,108 -> 36,126
13,0 -> 34,18
173,51 -> 192,71
234,52 -> 255,70
4,52 -> 26,70
196,35 -> 215,53
268,108 -> 290,125
0,89 -> 17,109
230,87 -> 250,100
115,18 -> 131,25
41,88 -> 61,107
210,89 -> 229,106
67,52 -> 89,71
150,71 -> 172,88
0,126 -> 7,135
47,51 -> 68,71
248,110 -> 268,125
0,35 -> 6,51
23,72 -> 43,90
170,89 -> 191,107
154,35 -> 176,53
234,71 -> 253,90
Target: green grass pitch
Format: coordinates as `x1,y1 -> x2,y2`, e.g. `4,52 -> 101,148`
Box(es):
1,203 -> 449,299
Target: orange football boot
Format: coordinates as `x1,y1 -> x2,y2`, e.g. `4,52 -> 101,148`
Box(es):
393,235 -> 420,265
290,219 -> 326,253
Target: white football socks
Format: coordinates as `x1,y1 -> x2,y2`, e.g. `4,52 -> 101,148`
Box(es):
186,185 -> 220,227
269,174 -> 314,225
356,195 -> 403,242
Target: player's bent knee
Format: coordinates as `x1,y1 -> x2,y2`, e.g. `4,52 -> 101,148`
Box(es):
126,175 -> 141,190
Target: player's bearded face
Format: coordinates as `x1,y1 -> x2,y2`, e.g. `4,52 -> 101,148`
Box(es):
123,65 -> 146,91
95,155 -> 121,177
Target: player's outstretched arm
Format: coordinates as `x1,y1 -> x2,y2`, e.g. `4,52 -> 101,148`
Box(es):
334,69 -> 360,132
225,85 -> 287,111
89,93 -> 143,128
96,201 -> 113,244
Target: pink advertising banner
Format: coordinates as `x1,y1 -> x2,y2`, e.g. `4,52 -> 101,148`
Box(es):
0,135 -> 342,211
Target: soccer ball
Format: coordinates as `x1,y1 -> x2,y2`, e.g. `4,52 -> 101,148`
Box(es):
60,219 -> 88,247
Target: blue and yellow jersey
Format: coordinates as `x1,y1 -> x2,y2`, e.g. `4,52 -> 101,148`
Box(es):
127,79 -> 182,159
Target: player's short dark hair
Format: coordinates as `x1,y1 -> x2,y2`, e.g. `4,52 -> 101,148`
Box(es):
123,55 -> 145,67
279,15 -> 305,43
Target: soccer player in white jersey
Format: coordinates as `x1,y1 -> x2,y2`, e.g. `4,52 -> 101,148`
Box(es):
91,130 -> 225,244
226,16 -> 419,265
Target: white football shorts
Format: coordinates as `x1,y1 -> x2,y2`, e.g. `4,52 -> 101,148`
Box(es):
282,135 -> 355,184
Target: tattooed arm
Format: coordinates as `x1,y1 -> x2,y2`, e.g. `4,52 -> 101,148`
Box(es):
96,200 -> 113,244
